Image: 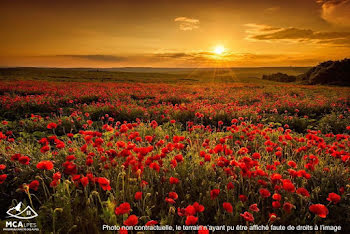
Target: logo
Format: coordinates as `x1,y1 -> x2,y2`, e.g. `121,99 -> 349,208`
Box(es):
3,202 -> 39,232
6,202 -> 38,220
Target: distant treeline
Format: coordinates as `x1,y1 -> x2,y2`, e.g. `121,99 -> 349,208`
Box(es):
262,73 -> 296,82
262,58 -> 350,86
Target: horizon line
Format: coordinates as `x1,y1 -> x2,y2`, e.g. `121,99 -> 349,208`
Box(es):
0,65 -> 311,69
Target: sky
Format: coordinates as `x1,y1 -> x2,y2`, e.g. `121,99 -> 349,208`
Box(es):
0,0 -> 350,67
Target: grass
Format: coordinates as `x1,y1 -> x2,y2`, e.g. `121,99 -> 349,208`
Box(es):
0,67 -> 309,83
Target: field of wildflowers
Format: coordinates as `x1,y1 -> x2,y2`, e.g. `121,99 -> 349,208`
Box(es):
0,81 -> 349,233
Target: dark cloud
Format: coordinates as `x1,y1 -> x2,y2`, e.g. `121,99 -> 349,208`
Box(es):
149,51 -> 327,67
155,53 -> 190,59
316,0 -> 348,5
57,54 -> 127,62
245,24 -> 350,46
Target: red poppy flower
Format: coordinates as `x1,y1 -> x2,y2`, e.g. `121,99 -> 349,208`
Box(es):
135,192 -> 142,201
97,177 -> 111,191
204,154 -> 211,162
252,152 -> 261,160
269,213 -> 277,222
115,202 -> 131,215
271,173 -> 282,183
287,161 -> 297,168
185,205 -> 196,216
29,180 -> 40,191
165,197 -> 176,204
149,162 -> 160,172
119,227 -> 128,234
72,175 -> 81,183
198,225 -> 209,234
275,151 -> 282,157
40,145 -> 50,153
296,188 -> 310,197
81,176 -> 89,187
266,147 -> 273,152
193,202 -> 205,213
168,192 -> 178,200
185,216 -> 198,225
174,154 -> 184,162
283,202 -> 294,213
240,211 -> 254,222
50,180 -> 59,188
145,220 -> 158,226
259,188 -> 271,198
309,204 -> 329,218
56,141 -> 65,149
327,193 -> 341,204
282,180 -> 295,193
66,155 -> 76,161
0,174 -> 7,184
124,215 -> 138,226
53,172 -> 61,180
210,189 -> 220,199
239,194 -> 248,202
272,201 -> 281,209
0,164 -> 6,170
47,122 -> 57,129
62,161 -> 78,175
169,177 -> 179,184
19,156 -> 30,165
140,180 -> 148,187
36,161 -> 54,170
249,204 -> 260,212
170,159 -> 177,168
38,138 -> 48,145
227,182 -> 234,190
272,193 -> 281,201
177,207 -> 186,217
223,202 -> 233,213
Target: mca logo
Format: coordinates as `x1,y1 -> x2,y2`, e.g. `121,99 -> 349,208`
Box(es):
6,202 -> 38,220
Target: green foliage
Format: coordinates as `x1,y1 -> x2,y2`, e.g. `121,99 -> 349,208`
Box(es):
319,112 -> 350,134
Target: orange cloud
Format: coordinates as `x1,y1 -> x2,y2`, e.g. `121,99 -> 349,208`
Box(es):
57,55 -> 127,62
264,7 -> 280,13
174,17 -> 200,31
317,0 -> 350,27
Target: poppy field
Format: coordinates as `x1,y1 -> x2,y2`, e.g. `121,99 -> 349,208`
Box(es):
0,80 -> 349,233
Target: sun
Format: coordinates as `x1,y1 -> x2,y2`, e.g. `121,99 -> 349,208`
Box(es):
214,45 -> 225,55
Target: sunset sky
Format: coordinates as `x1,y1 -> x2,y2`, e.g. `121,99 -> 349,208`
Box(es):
1,0 -> 350,67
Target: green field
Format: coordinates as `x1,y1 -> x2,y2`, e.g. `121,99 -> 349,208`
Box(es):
0,67 -> 310,83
